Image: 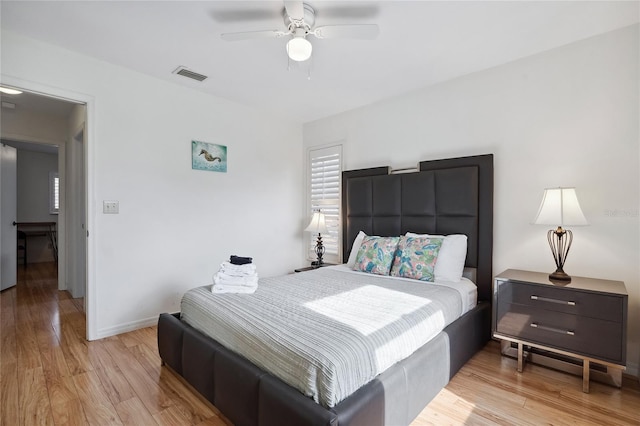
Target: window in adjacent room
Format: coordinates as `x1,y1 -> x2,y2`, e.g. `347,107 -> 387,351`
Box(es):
49,171 -> 59,214
308,144 -> 342,263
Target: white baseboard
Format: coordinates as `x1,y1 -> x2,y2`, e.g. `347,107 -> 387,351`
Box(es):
95,316 -> 158,340
625,361 -> 639,379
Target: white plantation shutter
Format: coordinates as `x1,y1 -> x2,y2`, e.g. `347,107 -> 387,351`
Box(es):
50,172 -> 59,214
308,145 -> 342,262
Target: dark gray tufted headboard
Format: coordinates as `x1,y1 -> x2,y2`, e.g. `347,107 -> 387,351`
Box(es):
341,154 -> 493,302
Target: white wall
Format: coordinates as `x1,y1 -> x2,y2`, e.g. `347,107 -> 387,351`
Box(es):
304,25 -> 640,376
16,150 -> 57,221
16,149 -> 58,262
1,30 -> 304,339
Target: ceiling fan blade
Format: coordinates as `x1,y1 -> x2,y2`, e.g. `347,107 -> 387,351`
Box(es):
220,30 -> 288,41
284,0 -> 305,22
211,9 -> 281,24
315,5 -> 379,20
312,24 -> 379,40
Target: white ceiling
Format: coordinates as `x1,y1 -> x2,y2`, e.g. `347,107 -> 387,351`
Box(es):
0,91 -> 78,117
0,90 -> 73,153
1,1 -> 638,123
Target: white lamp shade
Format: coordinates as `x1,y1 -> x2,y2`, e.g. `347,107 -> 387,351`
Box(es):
304,211 -> 328,234
286,37 -> 312,62
533,187 -> 588,226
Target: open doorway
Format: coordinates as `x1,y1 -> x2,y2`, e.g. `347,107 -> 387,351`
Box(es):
0,88 -> 88,317
2,140 -> 60,268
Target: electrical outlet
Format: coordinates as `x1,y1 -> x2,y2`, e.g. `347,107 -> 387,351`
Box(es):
103,200 -> 119,214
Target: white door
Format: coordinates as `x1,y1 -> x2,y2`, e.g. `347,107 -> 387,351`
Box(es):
1,144 -> 18,291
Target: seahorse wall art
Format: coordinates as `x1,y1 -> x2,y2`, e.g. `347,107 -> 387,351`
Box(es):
192,140 -> 227,173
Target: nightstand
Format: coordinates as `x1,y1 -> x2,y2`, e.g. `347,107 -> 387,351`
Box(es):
493,269 -> 627,392
294,263 -> 336,273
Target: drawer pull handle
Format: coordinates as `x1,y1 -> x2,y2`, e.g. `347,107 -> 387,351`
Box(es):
530,322 -> 575,336
530,295 -> 576,306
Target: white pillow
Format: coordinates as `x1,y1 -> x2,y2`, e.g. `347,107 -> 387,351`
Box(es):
406,232 -> 468,282
346,231 -> 367,268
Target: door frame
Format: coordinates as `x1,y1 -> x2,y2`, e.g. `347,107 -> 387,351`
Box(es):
1,75 -> 97,340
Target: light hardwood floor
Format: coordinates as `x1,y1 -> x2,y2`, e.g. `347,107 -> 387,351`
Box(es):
1,262 -> 638,425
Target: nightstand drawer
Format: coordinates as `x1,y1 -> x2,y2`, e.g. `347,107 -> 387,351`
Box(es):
496,303 -> 624,363
498,281 -> 623,322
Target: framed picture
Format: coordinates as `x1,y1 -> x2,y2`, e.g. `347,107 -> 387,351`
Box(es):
192,140 -> 227,173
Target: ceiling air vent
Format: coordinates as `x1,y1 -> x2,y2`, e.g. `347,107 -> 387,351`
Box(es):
172,66 -> 208,82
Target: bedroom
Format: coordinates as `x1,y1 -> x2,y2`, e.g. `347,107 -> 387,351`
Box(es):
0,1 -> 638,424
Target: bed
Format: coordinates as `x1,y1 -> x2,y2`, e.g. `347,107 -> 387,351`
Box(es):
158,154 -> 494,426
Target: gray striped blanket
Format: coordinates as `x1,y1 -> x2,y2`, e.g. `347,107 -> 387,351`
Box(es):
181,266 -> 469,408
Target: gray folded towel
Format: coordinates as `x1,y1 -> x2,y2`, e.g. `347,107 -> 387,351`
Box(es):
230,255 -> 252,265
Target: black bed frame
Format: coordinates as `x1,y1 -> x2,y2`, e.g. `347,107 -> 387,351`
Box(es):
158,154 -> 494,426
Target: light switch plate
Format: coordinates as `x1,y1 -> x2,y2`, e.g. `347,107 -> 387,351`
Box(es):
103,200 -> 119,214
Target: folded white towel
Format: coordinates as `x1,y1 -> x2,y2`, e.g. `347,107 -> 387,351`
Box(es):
212,284 -> 257,294
220,261 -> 256,274
216,270 -> 258,280
218,269 -> 257,278
213,272 -> 259,287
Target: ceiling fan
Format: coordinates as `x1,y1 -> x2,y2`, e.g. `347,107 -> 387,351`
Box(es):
220,1 -> 379,62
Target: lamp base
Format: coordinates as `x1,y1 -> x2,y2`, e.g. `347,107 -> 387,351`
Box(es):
546,227 -> 574,284
549,270 -> 571,282
313,233 -> 325,267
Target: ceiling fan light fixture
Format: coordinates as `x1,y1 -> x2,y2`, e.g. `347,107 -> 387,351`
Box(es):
286,36 -> 312,62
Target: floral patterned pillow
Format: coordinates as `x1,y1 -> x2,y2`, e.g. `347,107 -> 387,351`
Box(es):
390,236 -> 443,281
353,236 -> 400,275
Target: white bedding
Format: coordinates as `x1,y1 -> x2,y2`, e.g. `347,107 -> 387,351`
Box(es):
326,264 -> 478,313
181,266 -> 477,408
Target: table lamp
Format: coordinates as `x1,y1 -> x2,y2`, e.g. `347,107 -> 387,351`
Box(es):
304,210 -> 328,266
533,187 -> 588,282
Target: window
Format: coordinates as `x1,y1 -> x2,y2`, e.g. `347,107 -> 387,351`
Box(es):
49,171 -> 59,214
308,145 -> 342,262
